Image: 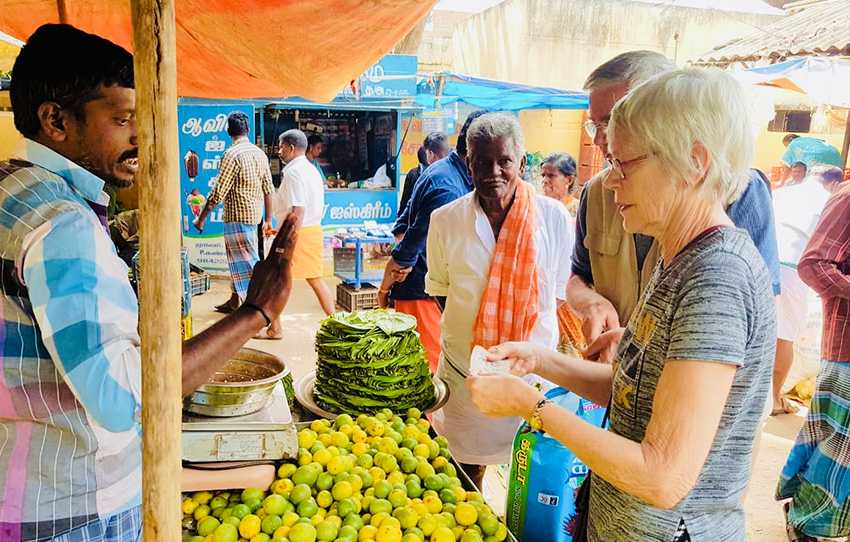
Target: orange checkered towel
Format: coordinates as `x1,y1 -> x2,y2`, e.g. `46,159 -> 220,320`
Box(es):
472,182 -> 539,349
558,303 -> 586,355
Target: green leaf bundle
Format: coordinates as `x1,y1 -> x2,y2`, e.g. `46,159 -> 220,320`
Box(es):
315,310 -> 435,414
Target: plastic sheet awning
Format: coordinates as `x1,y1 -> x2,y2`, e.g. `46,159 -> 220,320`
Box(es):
416,72 -> 588,111
0,1 -> 435,102
735,57 -> 850,108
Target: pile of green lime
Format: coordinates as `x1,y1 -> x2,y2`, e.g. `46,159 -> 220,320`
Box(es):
181,408 -> 509,542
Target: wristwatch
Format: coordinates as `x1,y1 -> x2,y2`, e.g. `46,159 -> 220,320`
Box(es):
529,398 -> 551,432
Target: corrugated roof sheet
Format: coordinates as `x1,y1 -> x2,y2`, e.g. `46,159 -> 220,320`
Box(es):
693,0 -> 850,66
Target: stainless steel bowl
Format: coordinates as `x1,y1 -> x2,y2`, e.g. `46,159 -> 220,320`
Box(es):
184,348 -> 290,417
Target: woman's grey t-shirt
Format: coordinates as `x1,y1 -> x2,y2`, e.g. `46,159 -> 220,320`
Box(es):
588,228 -> 776,542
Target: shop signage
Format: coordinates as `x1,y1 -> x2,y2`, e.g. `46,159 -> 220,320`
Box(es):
179,102 -> 255,274
323,190 -> 398,227
338,54 -> 417,99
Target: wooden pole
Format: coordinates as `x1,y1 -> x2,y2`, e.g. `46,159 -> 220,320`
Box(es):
56,0 -> 67,23
129,1 -> 182,540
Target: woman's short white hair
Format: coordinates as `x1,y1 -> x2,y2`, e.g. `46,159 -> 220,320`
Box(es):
608,68 -> 754,205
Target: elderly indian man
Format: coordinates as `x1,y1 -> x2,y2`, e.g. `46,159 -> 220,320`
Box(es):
259,129 -> 335,340
568,50 -> 781,361
377,113 -> 483,373
194,111 -> 275,312
0,24 -> 298,542
425,113 -> 572,486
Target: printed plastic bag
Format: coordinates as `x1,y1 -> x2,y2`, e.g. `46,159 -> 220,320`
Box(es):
507,387 -> 606,542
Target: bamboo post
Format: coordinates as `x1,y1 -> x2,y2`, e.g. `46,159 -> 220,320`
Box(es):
129,1 -> 182,540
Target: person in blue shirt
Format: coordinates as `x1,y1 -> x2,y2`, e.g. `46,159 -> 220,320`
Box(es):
377,111 -> 485,372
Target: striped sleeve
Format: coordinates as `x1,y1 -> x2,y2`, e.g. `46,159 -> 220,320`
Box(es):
21,210 -> 142,433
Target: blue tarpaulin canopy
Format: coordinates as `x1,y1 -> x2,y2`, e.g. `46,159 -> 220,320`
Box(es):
416,71 -> 588,111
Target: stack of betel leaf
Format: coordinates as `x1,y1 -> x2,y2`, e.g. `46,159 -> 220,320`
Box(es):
315,310 -> 435,414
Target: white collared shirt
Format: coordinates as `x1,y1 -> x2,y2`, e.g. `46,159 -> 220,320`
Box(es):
772,179 -> 832,265
426,190 -> 573,371
275,154 -> 325,227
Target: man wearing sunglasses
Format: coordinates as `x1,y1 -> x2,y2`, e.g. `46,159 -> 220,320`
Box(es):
570,51 -> 780,362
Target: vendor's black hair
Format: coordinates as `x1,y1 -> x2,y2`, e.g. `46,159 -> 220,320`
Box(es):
307,134 -> 324,148
543,152 -> 577,177
227,112 -> 250,138
783,133 -> 800,145
10,24 -> 134,139
456,110 -> 486,158
417,146 -> 428,166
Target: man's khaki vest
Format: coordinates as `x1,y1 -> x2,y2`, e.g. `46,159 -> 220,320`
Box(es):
583,169 -> 660,325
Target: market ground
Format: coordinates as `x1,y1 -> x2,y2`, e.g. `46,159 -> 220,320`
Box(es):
193,278 -> 807,541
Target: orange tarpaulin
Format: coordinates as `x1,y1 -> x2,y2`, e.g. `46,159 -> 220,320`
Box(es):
0,0 -> 434,102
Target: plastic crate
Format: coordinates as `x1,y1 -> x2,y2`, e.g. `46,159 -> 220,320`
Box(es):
189,264 -> 211,297
132,248 -> 192,317
336,283 -> 379,312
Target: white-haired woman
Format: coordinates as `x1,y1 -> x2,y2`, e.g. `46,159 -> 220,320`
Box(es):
467,68 -> 775,541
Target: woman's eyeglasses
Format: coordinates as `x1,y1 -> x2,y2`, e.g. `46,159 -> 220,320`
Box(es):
606,154 -> 649,180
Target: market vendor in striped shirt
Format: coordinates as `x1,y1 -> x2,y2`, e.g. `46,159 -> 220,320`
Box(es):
0,24 -> 299,542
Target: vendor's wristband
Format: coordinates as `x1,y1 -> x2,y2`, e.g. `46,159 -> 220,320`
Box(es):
243,302 -> 271,327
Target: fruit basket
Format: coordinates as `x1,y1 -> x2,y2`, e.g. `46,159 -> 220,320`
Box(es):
180,408 -> 516,542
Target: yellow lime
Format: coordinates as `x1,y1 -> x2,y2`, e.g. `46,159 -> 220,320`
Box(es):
193,491 -> 213,505
261,514 -> 282,535
299,429 -> 318,450
272,525 -> 290,540
319,433 -> 333,446
316,490 -> 333,509
376,524 -> 403,542
298,449 -> 313,466
332,480 -> 354,501
429,526 -> 454,542
182,497 -> 199,515
197,516 -> 221,537
212,523 -> 238,542
454,503 -> 477,527
327,456 -> 347,476
331,432 -> 351,449
418,514 -> 438,536
315,518 -> 338,541
239,514 -> 262,539
423,495 -> 442,515
359,524 -> 378,541
278,463 -> 298,479
289,521 -> 318,542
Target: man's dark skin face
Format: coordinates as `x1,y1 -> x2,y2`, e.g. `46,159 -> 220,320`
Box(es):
35,84 -> 138,189
467,136 -> 526,204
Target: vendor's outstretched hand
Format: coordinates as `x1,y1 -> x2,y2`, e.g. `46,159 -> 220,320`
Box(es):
486,342 -> 544,377
245,213 -> 299,321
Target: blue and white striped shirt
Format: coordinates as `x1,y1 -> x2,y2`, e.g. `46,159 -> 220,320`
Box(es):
0,139 -> 141,542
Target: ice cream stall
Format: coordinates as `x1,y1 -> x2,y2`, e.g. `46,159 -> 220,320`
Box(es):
178,54 -> 420,275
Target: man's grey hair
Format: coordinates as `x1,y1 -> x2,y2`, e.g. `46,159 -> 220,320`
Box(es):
583,50 -> 676,91
279,129 -> 308,150
465,112 -> 525,160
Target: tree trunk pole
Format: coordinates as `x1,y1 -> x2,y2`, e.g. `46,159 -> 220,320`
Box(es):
129,1 -> 182,540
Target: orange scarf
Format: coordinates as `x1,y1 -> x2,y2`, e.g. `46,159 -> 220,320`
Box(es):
472,182 -> 539,349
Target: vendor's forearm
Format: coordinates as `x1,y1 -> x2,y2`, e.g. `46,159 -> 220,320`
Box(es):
181,306 -> 267,397
536,351 -> 613,405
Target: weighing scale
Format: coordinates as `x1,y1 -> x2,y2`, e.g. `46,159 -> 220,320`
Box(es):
182,383 -> 299,464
